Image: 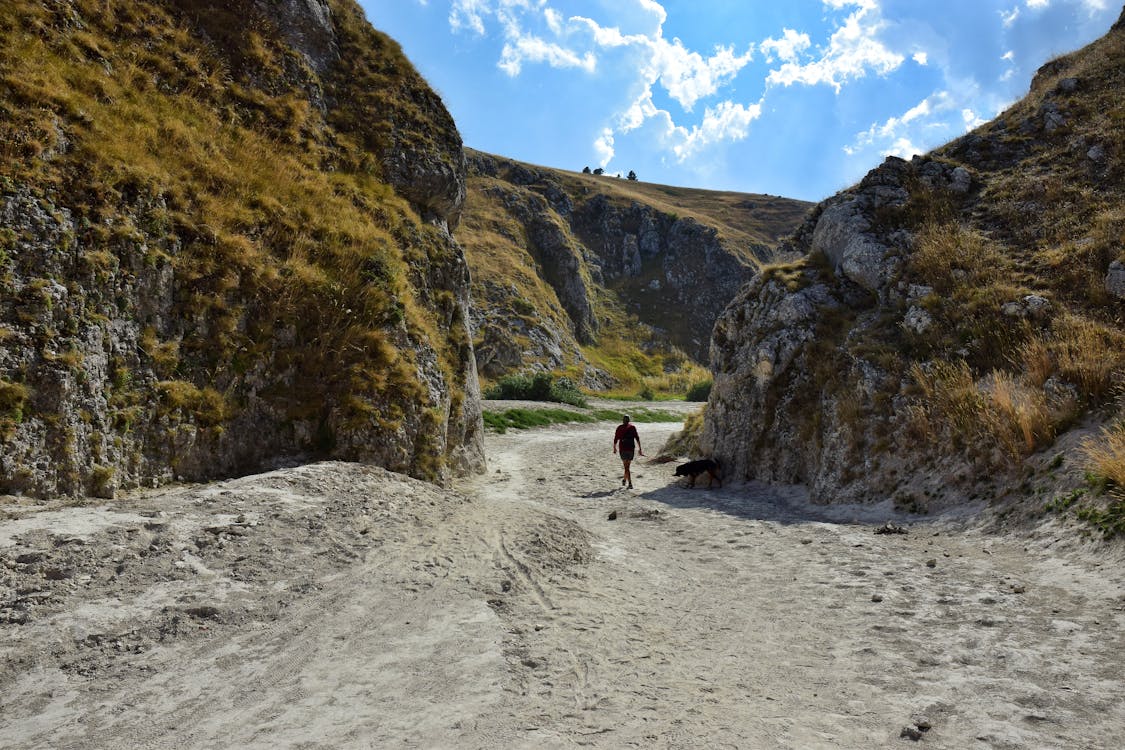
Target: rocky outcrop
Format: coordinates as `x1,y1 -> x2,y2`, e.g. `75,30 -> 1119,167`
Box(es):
460,152 -> 809,379
1106,260 -> 1125,300
703,11 -> 1125,507
0,0 -> 484,497
570,194 -> 756,359
481,184 -> 598,343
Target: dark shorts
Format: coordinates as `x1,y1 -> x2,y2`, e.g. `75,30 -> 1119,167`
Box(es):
619,450 -> 635,461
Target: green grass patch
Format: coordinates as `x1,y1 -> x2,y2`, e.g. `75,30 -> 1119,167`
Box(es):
483,405 -> 683,433
483,408 -> 595,433
590,408 -> 683,423
1076,496 -> 1125,538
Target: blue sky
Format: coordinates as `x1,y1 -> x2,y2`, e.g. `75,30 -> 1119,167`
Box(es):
357,0 -> 1119,201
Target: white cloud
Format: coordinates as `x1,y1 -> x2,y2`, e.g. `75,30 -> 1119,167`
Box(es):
1001,7 -> 1021,26
594,127 -> 615,166
635,0 -> 668,27
764,2 -> 904,92
572,16 -> 753,111
498,33 -> 596,76
760,28 -> 811,63
824,0 -> 879,10
913,51 -> 928,65
1001,50 -> 1015,61
1025,0 -> 1049,8
847,91 -> 955,155
450,0 -> 489,35
962,109 -> 986,129
654,41 -> 754,111
445,0 -> 764,169
544,7 -> 562,35
885,137 -> 921,159
673,100 -> 763,159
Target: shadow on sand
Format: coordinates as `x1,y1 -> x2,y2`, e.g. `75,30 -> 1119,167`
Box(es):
631,479 -> 927,529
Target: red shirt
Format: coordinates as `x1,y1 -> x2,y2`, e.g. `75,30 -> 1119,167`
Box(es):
614,424 -> 638,451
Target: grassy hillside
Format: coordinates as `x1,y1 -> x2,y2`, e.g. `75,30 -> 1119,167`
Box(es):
703,9 -> 1125,528
540,166 -> 809,257
0,0 -> 481,495
458,150 -> 811,397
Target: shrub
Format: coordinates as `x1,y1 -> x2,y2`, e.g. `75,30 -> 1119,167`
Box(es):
685,380 -> 712,402
661,407 -> 705,457
638,385 -> 655,401
484,372 -> 587,407
0,379 -> 29,440
157,380 -> 227,427
0,380 -> 30,421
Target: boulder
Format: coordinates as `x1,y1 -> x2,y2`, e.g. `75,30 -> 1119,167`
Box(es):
1106,260 -> 1125,300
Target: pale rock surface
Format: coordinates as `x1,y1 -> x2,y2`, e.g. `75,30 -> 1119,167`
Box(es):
1106,260 -> 1125,299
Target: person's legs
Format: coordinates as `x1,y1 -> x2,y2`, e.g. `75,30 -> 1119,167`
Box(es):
622,459 -> 632,487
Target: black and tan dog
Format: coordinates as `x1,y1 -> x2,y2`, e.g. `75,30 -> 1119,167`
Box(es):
674,458 -> 722,488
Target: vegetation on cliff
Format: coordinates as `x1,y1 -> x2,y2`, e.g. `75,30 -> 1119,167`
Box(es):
0,0 -> 483,496
704,8 -> 1124,529
457,151 -> 811,398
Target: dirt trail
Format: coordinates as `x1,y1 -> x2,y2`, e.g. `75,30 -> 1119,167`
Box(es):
2,420 -> 1124,749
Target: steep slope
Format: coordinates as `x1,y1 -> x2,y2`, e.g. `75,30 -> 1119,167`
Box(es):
703,8 -> 1124,511
0,0 -> 484,497
458,151 -> 811,392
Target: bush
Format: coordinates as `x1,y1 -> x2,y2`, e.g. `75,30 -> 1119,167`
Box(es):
685,380 -> 712,402
484,373 -> 587,407
638,385 -> 655,401
661,407 -> 705,457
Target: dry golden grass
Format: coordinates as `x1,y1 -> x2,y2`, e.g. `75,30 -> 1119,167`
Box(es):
1050,314 -> 1125,401
1082,422 -> 1125,489
1084,420 -> 1125,501
660,406 -> 705,457
892,20 -> 1124,475
910,222 -> 1010,292
909,361 -> 1059,463
988,372 -> 1055,457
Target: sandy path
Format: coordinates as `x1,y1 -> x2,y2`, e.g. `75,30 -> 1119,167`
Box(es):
2,419 -> 1124,748
463,424 -> 1125,748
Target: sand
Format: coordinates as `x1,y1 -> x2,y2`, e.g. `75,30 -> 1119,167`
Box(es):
2,418 -> 1124,749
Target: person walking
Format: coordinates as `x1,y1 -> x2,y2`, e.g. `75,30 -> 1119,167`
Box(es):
613,415 -> 643,489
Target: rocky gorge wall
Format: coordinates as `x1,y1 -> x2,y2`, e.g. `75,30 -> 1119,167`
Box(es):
461,152 -> 809,384
702,10 -> 1125,508
0,0 -> 484,497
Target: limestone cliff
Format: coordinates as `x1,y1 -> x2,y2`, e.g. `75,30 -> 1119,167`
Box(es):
703,9 -> 1124,509
0,0 -> 484,497
459,151 -> 810,389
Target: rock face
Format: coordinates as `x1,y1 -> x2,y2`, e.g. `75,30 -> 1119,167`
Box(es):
460,152 -> 810,381
570,193 -> 756,360
0,0 -> 484,497
702,13 -> 1125,507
